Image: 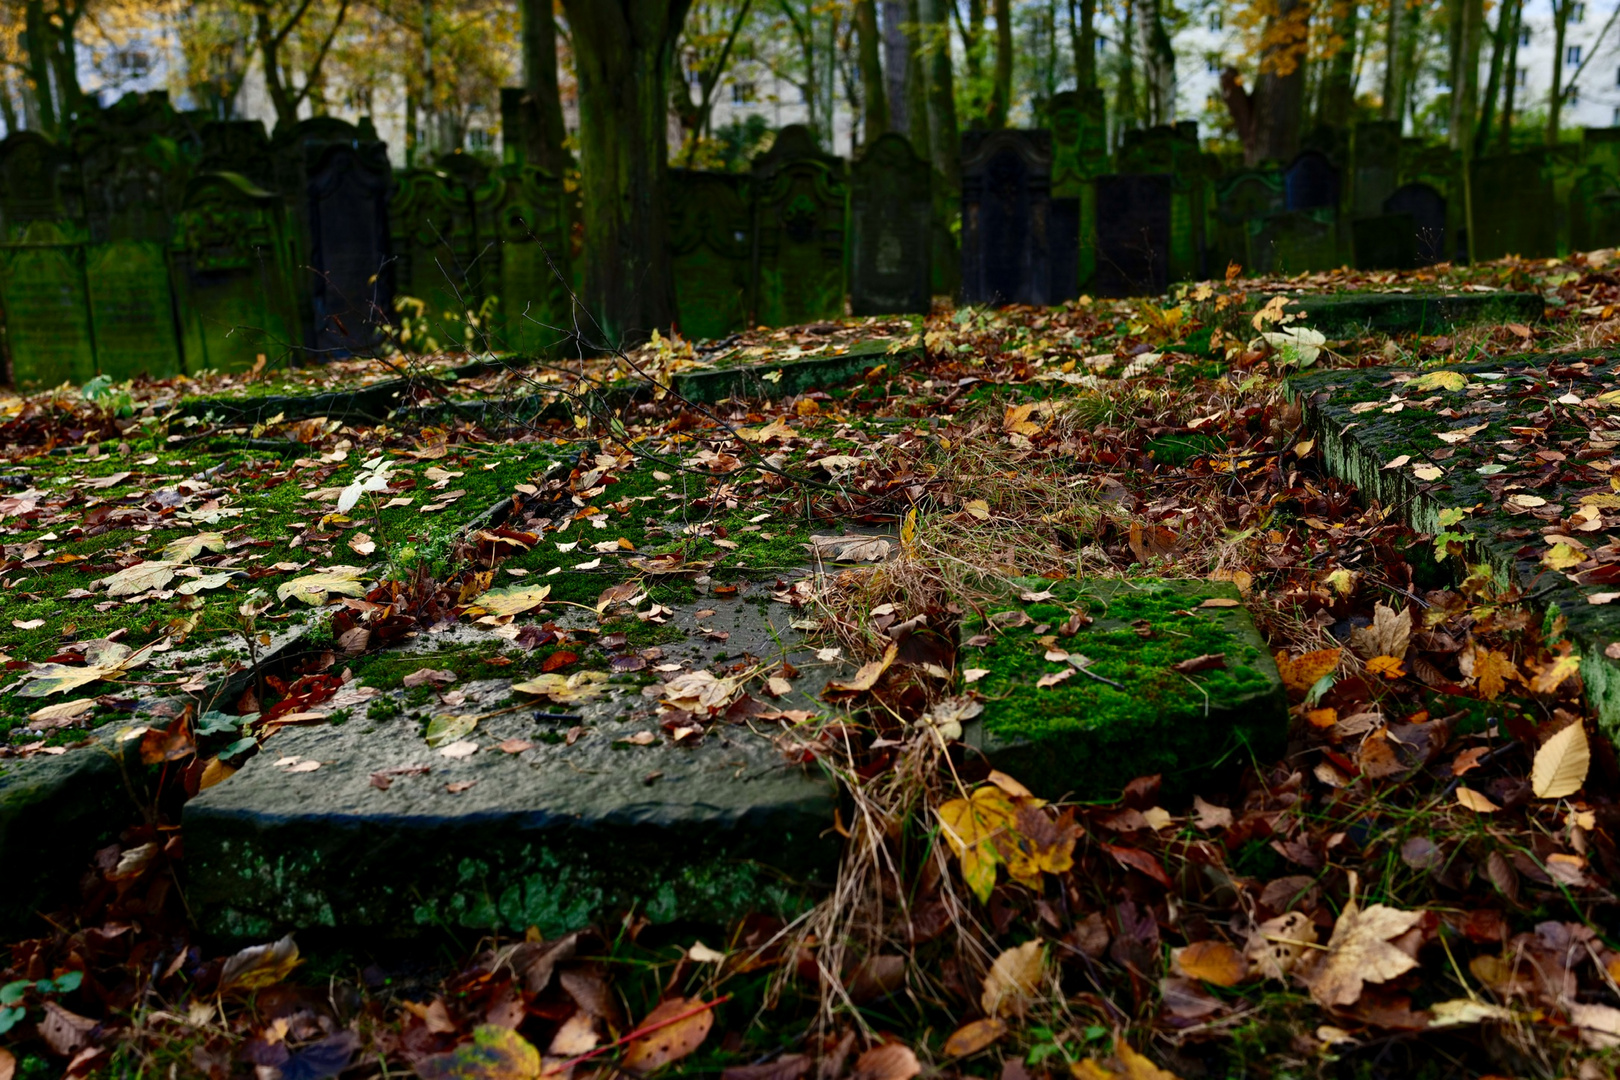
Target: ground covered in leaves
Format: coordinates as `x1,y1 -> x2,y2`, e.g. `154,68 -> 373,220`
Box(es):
3,253 -> 1620,1080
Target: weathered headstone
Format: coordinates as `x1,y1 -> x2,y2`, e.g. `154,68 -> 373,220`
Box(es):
474,164 -> 572,354
1211,171 -> 1282,272
1583,126 -> 1620,178
961,129 -> 1052,305
668,169 -> 754,341
1351,213 -> 1418,270
1349,121 -> 1400,218
275,118 -> 394,355
1049,89 -> 1108,299
1092,173 -> 1170,297
0,133 -> 95,387
1284,150 -> 1338,213
170,172 -> 301,372
752,125 -> 848,326
198,120 -> 276,192
389,168 -> 481,337
1116,123 -> 1204,280
1471,152 -> 1555,260
1248,210 -> 1338,274
849,133 -> 930,315
1384,183 -> 1447,266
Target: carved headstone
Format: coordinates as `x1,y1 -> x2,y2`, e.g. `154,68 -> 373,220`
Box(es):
1050,89 -> 1108,298
1384,183 -> 1447,266
1116,123 -> 1203,281
668,169 -> 754,341
1248,211 -> 1338,275
1471,153 -> 1555,260
170,173 -> 301,372
1212,171 -> 1283,271
1284,151 -> 1339,213
752,126 -> 847,327
474,164 -> 571,354
960,129 -> 1052,305
1350,121 -> 1401,218
389,169 -> 480,342
1093,173 -> 1170,298
0,134 -> 95,387
849,133 -> 930,315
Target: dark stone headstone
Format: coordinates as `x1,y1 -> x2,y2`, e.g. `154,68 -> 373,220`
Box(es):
960,129 -> 1052,305
1583,127 -> 1620,179
849,133 -> 930,316
1212,170 -> 1283,271
1349,121 -> 1400,218
752,126 -> 847,326
1284,150 -> 1338,212
1569,166 -> 1620,253
1092,173 -> 1170,297
1116,123 -> 1203,281
169,172 -> 301,372
1050,89 -> 1108,297
1471,152 -> 1555,260
0,134 -> 95,387
474,164 -> 571,354
668,169 -> 754,341
199,120 -> 275,191
1248,211 -> 1338,274
1351,213 -> 1418,270
0,131 -> 77,230
1384,183 -> 1446,266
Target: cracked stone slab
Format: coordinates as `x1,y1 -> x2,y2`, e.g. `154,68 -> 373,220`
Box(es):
183,596 -> 843,940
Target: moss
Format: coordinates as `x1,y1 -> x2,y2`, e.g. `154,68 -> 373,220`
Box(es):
960,578 -> 1285,800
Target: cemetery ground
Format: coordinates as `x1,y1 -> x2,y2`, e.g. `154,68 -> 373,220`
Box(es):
6,255 -> 1620,1080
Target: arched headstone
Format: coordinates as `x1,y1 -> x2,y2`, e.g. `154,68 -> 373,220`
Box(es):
1284,151 -> 1338,212
849,133 -> 930,315
752,127 -> 847,327
668,169 -> 754,341
474,164 -> 571,354
960,130 -> 1052,305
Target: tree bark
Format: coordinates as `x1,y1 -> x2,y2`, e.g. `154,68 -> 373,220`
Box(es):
1548,0 -> 1571,144
521,0 -> 569,174
904,0 -> 931,161
1448,0 -> 1482,150
1497,0 -> 1522,151
253,0 -> 352,130
1114,0 -> 1137,137
559,0 -> 692,345
988,0 -> 1012,126
22,0 -> 57,134
1136,0 -> 1174,124
1317,0 -> 1357,128
1256,0 -> 1308,161
922,0 -> 958,187
856,0 -> 889,140
1068,0 -> 1097,92
1474,0 -> 1511,154
1381,0 -> 1402,122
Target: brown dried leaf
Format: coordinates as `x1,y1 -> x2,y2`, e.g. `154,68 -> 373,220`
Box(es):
620,998 -> 714,1074
1306,901 -> 1423,1006
1172,940 -> 1249,987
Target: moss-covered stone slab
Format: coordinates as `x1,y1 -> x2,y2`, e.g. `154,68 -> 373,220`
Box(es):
1257,290 -> 1543,337
182,596 -> 842,940
958,578 -> 1285,799
670,338 -> 920,404
1288,355 -> 1620,738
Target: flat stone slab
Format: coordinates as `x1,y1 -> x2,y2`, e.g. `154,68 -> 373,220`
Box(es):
1288,354 -> 1620,737
670,338 -> 919,403
958,578 -> 1285,799
1256,290 -> 1543,337
182,595 -> 842,940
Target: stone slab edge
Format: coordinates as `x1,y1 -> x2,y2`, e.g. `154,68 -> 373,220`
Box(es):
1257,291 -> 1544,337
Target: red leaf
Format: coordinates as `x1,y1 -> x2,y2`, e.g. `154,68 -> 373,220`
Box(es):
542,650 -> 579,672
1099,842 -> 1173,888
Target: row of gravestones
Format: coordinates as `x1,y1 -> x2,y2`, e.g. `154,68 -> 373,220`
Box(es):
0,92 -> 571,389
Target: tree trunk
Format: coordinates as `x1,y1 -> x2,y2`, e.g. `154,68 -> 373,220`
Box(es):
1069,0 -> 1097,92
1255,0 -> 1308,161
1137,0 -> 1174,124
1317,0 -> 1356,128
1449,0 -> 1482,149
1474,0 -> 1511,154
45,2 -> 84,128
988,0 -> 1012,126
22,0 -> 56,133
1115,0 -> 1137,137
904,0 -> 931,160
1381,0 -> 1401,122
1220,69 -> 1258,163
559,0 -> 692,345
922,0 -> 958,187
855,0 -> 889,141
0,67 -> 18,135
1548,0 -> 1570,144
521,0 -> 569,174
1498,0 -> 1521,151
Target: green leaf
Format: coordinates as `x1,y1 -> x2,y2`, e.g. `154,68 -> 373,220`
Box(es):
0,1005 -> 22,1035
196,710 -> 243,736
14,663 -> 124,699
161,532 -> 227,562
221,737 -> 259,758
1408,369 -> 1469,392
415,1025 -> 541,1080
425,714 -> 477,748
0,980 -> 29,1006
468,583 -> 553,617
276,566 -> 369,606
47,971 -> 82,994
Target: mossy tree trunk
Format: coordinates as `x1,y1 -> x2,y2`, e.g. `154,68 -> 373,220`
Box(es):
559,0 -> 693,346
520,0 -> 570,175
855,0 -> 889,141
988,0 -> 1012,127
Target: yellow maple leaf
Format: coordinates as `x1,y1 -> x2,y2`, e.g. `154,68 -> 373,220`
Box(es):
1459,644 -> 1516,700
1365,655 -> 1406,679
1542,543 -> 1586,571
938,786 -> 1018,903
996,804 -> 1082,888
1003,403 -> 1043,436
1531,651 -> 1581,696
1274,647 -> 1342,696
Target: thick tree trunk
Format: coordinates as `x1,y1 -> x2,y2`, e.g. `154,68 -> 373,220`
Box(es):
560,0 -> 693,345
922,0 -> 958,188
1548,0 -> 1570,144
1498,0 -> 1521,151
1317,0 -> 1356,128
1381,0 -> 1401,122
1137,0 -> 1174,124
1115,0 -> 1137,137
1474,0 -> 1510,154
521,0 -> 569,174
1253,0 -> 1307,162
988,0 -> 1012,127
904,0 -> 930,160
1449,0 -> 1482,149
856,0 -> 889,140
22,0 -> 56,133
1068,0 -> 1097,92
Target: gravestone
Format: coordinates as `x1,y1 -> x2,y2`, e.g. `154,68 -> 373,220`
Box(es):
1570,166 -> 1620,253
1471,153 -> 1555,260
1212,170 -> 1283,272
199,120 -> 276,191
1092,173 -> 1170,297
1248,211 -> 1338,274
1384,183 -> 1447,266
1351,213 -> 1418,270
1117,123 -> 1203,280
1583,127 -> 1620,183
170,172 -> 301,372
1284,150 -> 1338,212
389,169 -> 481,337
751,125 -> 848,327
474,164 -> 572,354
275,118 -> 394,355
960,129 -> 1052,305
1050,89 -> 1108,295
1349,121 -> 1400,217
849,133 -> 930,315
668,169 -> 754,340
0,133 -> 95,387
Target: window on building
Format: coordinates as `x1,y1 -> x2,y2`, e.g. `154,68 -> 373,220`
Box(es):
1613,105 -> 1620,124
1570,44 -> 1583,65
1206,56 -> 1220,72
1207,9 -> 1222,30
468,129 -> 493,151
116,49 -> 150,77
731,81 -> 756,104
1575,2 -> 1587,22
1521,27 -> 1531,46
1571,83 -> 1582,103
1519,67 -> 1529,87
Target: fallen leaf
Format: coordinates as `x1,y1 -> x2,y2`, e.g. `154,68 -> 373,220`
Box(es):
620,998 -> 714,1074
1173,940 -> 1248,987
1455,786 -> 1500,813
1365,655 -> 1406,679
1246,911 -> 1315,980
1459,645 -> 1516,700
471,583 -> 553,617
938,785 -> 1018,902
1350,603 -> 1410,661
942,1018 -> 1006,1057
404,668 -> 458,688
850,1044 -> 920,1080
1569,1002 -> 1620,1049
1071,1042 -> 1180,1080
1306,898 -> 1422,1006
28,697 -> 98,727
510,671 -> 610,703
220,934 -> 302,991
980,940 -> 1043,1018
276,566 -> 368,606
1274,648 -> 1341,695
1531,720 -> 1590,799
161,532 -> 227,562
1191,796 -> 1233,830
415,1025 -> 541,1080
1408,370 -> 1468,392
808,534 -> 892,562
97,559 -> 181,597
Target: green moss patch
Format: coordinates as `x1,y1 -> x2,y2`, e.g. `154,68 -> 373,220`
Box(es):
1255,290 -> 1543,338
959,578 -> 1285,800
